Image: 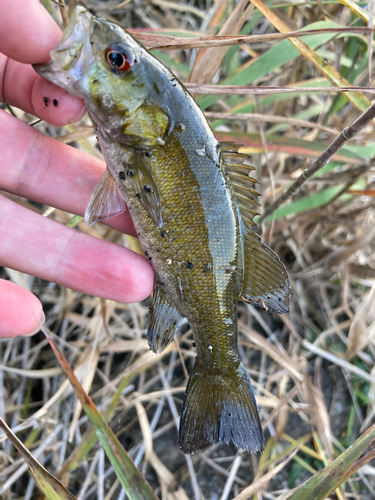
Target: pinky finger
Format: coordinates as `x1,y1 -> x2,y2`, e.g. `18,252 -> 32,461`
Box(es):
0,279 -> 44,338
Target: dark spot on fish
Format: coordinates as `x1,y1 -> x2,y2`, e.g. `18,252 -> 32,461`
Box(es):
280,284 -> 284,288
228,412 -> 232,416
278,298 -> 282,301
213,403 -> 217,406
204,263 -> 212,272
160,231 -> 167,238
145,151 -> 151,158
267,295 -> 271,299
186,261 -> 194,269
143,185 -> 152,192
157,249 -> 160,252
148,257 -> 152,262
136,193 -> 141,199
192,342 -> 196,347
127,169 -> 134,176
119,171 -> 126,180
137,232 -> 140,236
148,307 -> 152,313
43,96 -> 49,106
93,79 -> 98,84
153,82 -> 160,94
175,122 -> 185,132
53,99 -> 58,107
144,251 -> 148,256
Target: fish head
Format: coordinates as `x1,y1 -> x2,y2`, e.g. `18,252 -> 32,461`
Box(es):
34,6 -> 172,146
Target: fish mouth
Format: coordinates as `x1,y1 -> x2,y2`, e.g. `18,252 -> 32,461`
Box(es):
33,6 -> 94,86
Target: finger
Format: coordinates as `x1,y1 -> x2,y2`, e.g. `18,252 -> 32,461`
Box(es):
0,56 -> 86,126
0,0 -> 61,64
0,111 -> 136,236
0,280 -> 45,338
0,195 -> 154,303
0,0 -> 85,126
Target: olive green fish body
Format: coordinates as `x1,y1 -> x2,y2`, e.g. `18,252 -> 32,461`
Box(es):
34,6 -> 292,454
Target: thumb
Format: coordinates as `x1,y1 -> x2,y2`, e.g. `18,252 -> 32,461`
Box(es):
0,279 -> 45,337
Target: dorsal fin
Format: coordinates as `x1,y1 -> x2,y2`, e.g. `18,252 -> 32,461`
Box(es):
220,142 -> 292,313
220,141 -> 260,229
242,230 -> 292,313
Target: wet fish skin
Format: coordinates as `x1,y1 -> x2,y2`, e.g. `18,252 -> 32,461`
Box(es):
34,6 -> 291,454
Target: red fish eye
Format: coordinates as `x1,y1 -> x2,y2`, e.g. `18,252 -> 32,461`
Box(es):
105,44 -> 134,72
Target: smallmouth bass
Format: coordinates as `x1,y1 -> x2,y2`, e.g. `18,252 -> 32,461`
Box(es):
34,7 -> 291,455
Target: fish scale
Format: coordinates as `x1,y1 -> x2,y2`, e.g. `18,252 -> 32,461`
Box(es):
34,5 -> 292,455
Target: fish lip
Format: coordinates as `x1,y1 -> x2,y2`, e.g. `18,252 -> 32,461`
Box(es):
33,6 -> 93,80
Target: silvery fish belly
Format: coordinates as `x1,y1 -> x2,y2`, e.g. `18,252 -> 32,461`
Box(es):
34,6 -> 292,454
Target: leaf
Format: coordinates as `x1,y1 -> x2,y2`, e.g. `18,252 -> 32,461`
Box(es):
269,185 -> 347,220
284,423 -> 375,500
214,131 -> 364,163
188,0 -> 254,84
43,331 -> 158,500
197,20 -> 365,110
336,0 -> 371,22
0,419 -> 77,500
249,0 -> 370,111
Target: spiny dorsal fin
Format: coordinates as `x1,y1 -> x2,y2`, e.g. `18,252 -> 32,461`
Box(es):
220,141 -> 260,229
242,230 -> 292,313
148,280 -> 183,354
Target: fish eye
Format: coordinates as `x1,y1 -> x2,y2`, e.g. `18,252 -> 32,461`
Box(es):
105,44 -> 134,72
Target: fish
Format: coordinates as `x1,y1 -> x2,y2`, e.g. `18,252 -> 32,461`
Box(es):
34,6 -> 291,455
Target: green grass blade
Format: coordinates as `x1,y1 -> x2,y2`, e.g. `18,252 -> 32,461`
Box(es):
286,423 -> 375,500
0,419 -> 77,500
44,332 -> 159,500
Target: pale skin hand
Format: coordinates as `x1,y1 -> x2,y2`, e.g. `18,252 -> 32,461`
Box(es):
0,0 -> 154,337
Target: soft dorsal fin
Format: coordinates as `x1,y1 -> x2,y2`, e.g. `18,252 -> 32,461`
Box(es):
242,230 -> 291,313
148,280 -> 183,354
84,170 -> 126,226
220,142 -> 261,229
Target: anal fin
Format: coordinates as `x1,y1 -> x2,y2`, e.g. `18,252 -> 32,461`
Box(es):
84,170 -> 126,226
242,230 -> 291,313
148,281 -> 183,354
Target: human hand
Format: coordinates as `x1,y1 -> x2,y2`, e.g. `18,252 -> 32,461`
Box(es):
0,0 -> 154,338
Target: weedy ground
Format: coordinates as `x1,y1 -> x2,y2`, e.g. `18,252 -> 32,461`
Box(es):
1,0 -> 375,499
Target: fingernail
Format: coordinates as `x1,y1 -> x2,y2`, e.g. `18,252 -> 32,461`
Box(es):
71,104 -> 86,123
24,310 -> 46,337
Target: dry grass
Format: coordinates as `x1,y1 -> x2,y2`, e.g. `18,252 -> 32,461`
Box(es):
1,0 -> 375,499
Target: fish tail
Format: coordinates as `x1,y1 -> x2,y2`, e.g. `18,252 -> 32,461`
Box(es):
179,360 -> 264,454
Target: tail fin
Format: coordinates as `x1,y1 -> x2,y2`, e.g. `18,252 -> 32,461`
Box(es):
179,362 -> 264,454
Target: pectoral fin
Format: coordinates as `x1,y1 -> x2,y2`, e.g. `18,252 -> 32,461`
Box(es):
84,170 -> 126,226
126,151 -> 163,228
242,230 -> 291,313
148,281 -> 183,354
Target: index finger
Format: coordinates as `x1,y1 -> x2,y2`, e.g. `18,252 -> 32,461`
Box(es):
0,0 -> 61,64
0,0 -> 85,126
